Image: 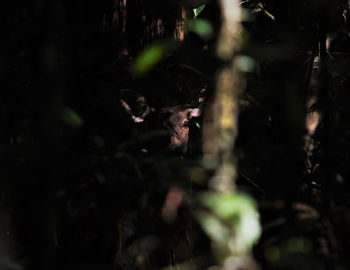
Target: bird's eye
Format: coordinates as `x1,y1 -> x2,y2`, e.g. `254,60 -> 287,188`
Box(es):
182,121 -> 189,129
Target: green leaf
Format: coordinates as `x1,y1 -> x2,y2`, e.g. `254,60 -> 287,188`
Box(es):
186,19 -> 213,39
199,192 -> 261,249
237,207 -> 261,249
283,238 -> 312,254
193,4 -> 206,18
234,55 -> 255,72
200,192 -> 256,219
60,107 -> 83,128
132,43 -> 166,76
265,238 -> 313,264
196,211 -> 230,244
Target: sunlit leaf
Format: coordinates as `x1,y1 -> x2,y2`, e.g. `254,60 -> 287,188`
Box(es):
186,19 -> 213,39
132,43 -> 166,76
196,211 -> 230,244
193,4 -> 206,18
237,208 -> 261,249
60,107 -> 83,128
234,55 -> 255,72
200,192 -> 256,218
199,192 -> 261,249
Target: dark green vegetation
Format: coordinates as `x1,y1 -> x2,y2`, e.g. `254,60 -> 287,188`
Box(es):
2,0 -> 350,269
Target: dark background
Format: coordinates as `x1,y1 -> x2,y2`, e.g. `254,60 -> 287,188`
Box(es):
2,0 -> 350,269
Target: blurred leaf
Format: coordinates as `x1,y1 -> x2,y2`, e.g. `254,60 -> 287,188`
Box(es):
234,55 -> 255,72
265,239 -> 315,269
186,19 -> 213,39
282,238 -> 312,254
200,192 -> 256,219
196,211 -> 231,244
199,192 -> 261,249
193,4 -> 206,18
60,107 -> 83,128
265,238 -> 313,260
237,209 -> 261,249
0,259 -> 23,270
132,43 -> 167,76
